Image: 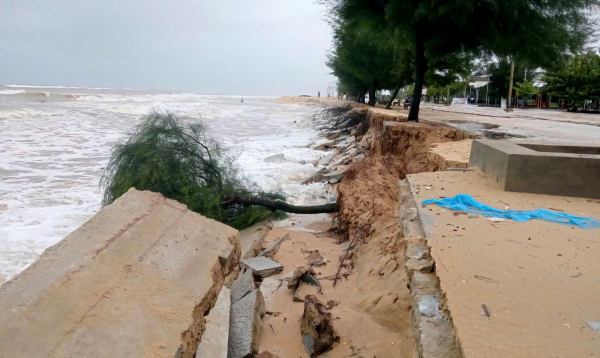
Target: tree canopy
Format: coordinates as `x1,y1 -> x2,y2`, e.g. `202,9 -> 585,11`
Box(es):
543,52 -> 600,109
321,0 -> 598,120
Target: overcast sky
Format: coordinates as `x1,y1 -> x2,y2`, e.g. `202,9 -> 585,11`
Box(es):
0,0 -> 336,96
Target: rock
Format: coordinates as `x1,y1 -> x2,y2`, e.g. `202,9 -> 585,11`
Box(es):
0,188 -> 240,358
301,173 -> 326,185
241,256 -> 284,278
196,288 -> 231,358
231,268 -> 256,305
346,148 -> 358,156
324,171 -> 344,184
327,132 -> 341,140
330,155 -> 349,167
300,295 -> 338,356
318,153 -> 335,166
301,274 -> 322,289
293,281 -> 321,302
228,290 -> 266,358
299,160 -> 306,165
287,266 -> 316,289
258,233 -> 290,258
264,153 -> 285,162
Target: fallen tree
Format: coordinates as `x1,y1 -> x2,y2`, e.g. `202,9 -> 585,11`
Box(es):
221,197 -> 338,214
101,112 -> 337,230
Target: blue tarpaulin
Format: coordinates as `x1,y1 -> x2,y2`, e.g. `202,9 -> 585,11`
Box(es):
422,194 -> 600,229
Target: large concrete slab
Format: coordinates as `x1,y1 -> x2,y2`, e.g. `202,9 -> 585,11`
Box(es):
470,139 -> 600,199
196,287 -> 230,358
228,289 -> 266,358
408,171 -> 600,358
0,188 -> 240,358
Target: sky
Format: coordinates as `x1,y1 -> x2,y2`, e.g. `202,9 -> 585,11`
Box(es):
0,0 -> 337,96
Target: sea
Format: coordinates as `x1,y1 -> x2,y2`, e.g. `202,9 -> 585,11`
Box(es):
0,85 -> 332,283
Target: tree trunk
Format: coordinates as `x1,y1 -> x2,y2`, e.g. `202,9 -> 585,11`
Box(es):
386,79 -> 404,109
408,23 -> 428,122
221,196 -> 338,214
368,78 -> 378,106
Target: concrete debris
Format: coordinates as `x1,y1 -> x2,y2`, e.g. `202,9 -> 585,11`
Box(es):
300,295 -> 339,356
301,274 -> 322,289
231,268 -> 256,305
228,289 -> 266,358
0,188 -> 240,358
294,281 -> 321,302
196,287 -> 230,358
287,266 -> 316,289
264,153 -> 285,162
318,153 -> 335,166
241,256 -> 284,278
327,132 -> 341,140
302,173 -> 326,185
239,221 -> 272,259
258,233 -> 290,258
305,249 -> 327,267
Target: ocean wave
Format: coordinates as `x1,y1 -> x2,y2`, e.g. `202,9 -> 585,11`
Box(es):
0,91 -> 78,102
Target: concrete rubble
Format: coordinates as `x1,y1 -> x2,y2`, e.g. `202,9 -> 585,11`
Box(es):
257,233 -> 290,258
241,256 -> 284,278
0,188 -> 240,358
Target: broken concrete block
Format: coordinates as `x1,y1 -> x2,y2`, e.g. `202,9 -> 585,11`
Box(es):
293,281 -> 321,302
256,352 -> 281,358
318,153 -> 336,166
287,266 -> 316,289
300,295 -> 338,356
258,233 -> 290,258
228,290 -> 266,358
327,132 -> 341,140
239,221 -> 272,259
0,188 -> 240,358
196,287 -> 231,358
305,249 -> 327,267
241,256 -> 284,278
231,268 -> 256,305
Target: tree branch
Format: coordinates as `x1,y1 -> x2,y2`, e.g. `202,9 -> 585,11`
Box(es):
221,196 -> 338,214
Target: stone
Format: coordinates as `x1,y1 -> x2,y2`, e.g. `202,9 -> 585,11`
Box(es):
346,148 -> 358,156
300,295 -> 338,356
228,290 -> 266,358
264,153 -> 285,162
0,188 -> 240,358
196,287 -> 231,358
231,268 -> 256,305
330,155 -> 350,167
293,281 -> 321,302
258,233 -> 290,258
318,153 -> 335,166
324,172 -> 344,184
327,132 -> 341,140
301,173 -> 326,185
239,221 -> 272,259
241,256 -> 284,278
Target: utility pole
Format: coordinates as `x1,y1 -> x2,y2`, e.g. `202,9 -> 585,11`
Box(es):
524,68 -> 528,80
505,60 -> 515,112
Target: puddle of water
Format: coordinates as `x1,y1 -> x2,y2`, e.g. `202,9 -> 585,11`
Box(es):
444,120 -> 528,139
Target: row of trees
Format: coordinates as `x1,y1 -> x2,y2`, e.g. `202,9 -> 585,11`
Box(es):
321,0 -> 598,121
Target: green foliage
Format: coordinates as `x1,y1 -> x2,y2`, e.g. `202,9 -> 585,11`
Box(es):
100,112 -> 286,230
543,52 -> 600,108
320,0 -> 598,119
514,79 -> 538,99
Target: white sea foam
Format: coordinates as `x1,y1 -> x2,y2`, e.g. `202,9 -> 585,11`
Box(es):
0,89 -> 330,282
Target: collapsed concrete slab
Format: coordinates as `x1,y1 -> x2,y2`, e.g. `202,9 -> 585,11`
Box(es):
231,268 -> 256,305
0,188 -> 240,358
196,287 -> 231,358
